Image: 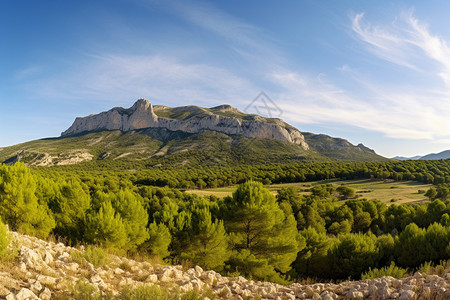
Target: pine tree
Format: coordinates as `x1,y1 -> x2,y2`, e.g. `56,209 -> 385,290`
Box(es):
328,232 -> 378,279
112,190 -> 149,249
0,163 -> 55,238
180,207 -> 230,270
224,181 -> 301,282
396,223 -> 427,267
51,180 -> 90,242
141,222 -> 171,259
85,200 -> 127,249
424,222 -> 450,262
293,227 -> 332,278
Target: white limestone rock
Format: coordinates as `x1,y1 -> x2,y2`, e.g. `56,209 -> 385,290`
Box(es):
61,99 -> 309,149
15,288 -> 38,300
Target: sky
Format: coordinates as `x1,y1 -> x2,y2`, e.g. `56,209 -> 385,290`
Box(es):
2,0 -> 450,158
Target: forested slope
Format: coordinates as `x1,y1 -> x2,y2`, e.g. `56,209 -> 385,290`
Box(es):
1,161 -> 450,283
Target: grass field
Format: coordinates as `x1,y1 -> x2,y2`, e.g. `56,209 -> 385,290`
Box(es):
186,179 -> 433,205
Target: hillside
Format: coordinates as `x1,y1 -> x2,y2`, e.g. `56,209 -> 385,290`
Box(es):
393,150 -> 450,161
61,99 -> 309,148
420,150 -> 450,160
0,99 -> 385,166
2,231 -> 449,299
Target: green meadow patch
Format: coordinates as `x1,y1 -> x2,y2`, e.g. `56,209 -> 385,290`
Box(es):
187,179 -> 433,205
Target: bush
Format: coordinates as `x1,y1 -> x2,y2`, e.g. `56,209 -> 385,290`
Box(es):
71,245 -> 109,268
120,285 -> 171,300
361,262 -> 408,279
418,260 -> 450,275
0,220 -> 10,256
418,261 -> 433,274
72,279 -> 102,300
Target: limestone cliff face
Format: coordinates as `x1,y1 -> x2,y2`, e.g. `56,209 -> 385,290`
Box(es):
61,99 -> 309,149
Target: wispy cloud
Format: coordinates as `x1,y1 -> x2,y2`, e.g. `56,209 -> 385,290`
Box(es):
25,54 -> 257,107
20,0 -> 280,108
263,10 -> 450,142
168,1 -> 281,59
352,10 -> 450,85
17,2 -> 450,145
269,69 -> 440,140
12,66 -> 43,81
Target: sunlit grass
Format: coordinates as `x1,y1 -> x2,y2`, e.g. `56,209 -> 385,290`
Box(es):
187,178 -> 433,205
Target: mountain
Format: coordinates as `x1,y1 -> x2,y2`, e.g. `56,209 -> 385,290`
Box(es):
392,150 -> 450,161
62,99 -> 309,148
420,150 -> 450,160
0,99 -> 385,166
302,133 -> 380,161
392,155 -> 422,161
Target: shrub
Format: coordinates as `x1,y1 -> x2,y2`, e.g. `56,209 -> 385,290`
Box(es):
361,262 -> 408,279
119,261 -> 132,271
71,245 -> 109,268
179,288 -> 215,300
0,220 -> 10,256
84,245 -> 110,268
418,260 -> 450,275
120,285 -> 171,300
72,279 -> 102,300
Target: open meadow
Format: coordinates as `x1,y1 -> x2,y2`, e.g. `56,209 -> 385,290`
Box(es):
187,178 -> 433,205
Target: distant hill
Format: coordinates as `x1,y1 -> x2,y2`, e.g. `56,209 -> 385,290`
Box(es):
392,155 -> 422,161
393,150 -> 450,161
0,99 -> 386,167
420,150 -> 450,160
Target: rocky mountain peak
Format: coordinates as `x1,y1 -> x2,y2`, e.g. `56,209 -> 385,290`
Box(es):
61,99 -> 310,149
131,98 -> 152,112
357,143 -> 375,153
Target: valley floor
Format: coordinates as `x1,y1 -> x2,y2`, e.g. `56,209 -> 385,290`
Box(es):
1,231 -> 449,300
187,179 -> 432,205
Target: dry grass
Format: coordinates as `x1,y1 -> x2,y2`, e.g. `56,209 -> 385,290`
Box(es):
187,179 -> 433,205
418,259 -> 450,275
70,245 -> 110,268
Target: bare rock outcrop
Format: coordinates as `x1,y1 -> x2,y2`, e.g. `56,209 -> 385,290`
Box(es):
61,99 -> 309,149
1,231 -> 450,299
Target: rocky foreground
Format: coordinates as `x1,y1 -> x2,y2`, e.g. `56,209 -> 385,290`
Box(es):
1,232 -> 449,300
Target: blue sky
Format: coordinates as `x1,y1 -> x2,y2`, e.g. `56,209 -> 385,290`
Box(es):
2,0 -> 450,157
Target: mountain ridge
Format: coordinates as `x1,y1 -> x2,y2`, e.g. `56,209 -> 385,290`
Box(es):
393,150 -> 450,161
62,99 -> 309,149
0,99 -> 385,166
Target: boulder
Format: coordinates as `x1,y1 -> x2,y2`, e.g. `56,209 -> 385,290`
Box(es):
39,288 -> 52,300
399,290 -> 415,300
15,288 -> 38,300
90,274 -> 104,285
20,247 -> 45,271
5,294 -> 15,300
36,275 -> 57,286
347,290 -> 364,299
147,274 -> 158,283
43,250 -> 53,265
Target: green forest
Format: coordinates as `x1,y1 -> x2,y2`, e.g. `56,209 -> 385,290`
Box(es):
55,158 -> 450,189
1,160 -> 450,283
